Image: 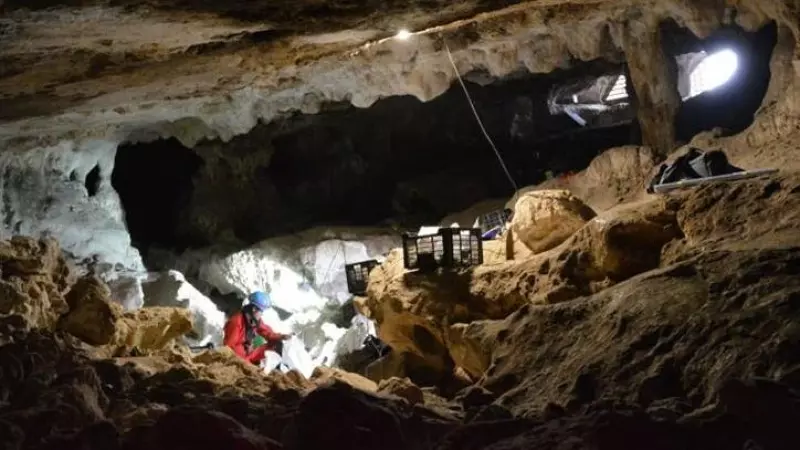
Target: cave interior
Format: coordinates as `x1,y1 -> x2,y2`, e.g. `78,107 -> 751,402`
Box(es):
110,20 -> 775,263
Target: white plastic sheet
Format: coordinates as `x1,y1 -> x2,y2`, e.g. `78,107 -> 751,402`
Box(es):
262,351 -> 282,373
417,226 -> 440,236
282,336 -> 315,379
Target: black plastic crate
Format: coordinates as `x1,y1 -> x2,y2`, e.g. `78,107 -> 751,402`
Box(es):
477,208 -> 513,233
402,228 -> 483,272
345,260 -> 379,295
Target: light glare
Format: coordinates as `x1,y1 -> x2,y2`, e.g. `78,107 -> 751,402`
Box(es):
395,29 -> 412,40
689,49 -> 739,97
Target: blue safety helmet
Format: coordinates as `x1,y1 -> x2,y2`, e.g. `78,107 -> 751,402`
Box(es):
248,291 -> 271,311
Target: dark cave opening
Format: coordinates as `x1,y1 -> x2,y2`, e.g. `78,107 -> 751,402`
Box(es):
111,138 -> 204,253
666,21 -> 777,142
261,67 -> 634,238
85,164 -> 101,197
119,62 -> 635,253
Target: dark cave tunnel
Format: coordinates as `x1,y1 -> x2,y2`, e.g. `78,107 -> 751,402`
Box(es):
111,21 -> 775,256
112,138 -> 204,252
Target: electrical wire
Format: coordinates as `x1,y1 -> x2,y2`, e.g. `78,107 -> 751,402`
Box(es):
443,39 -> 519,193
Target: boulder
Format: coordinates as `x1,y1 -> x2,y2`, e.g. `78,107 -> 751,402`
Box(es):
312,366 -> 378,392
508,190 -> 596,254
60,275 -> 121,346
377,377 -> 424,405
0,237 -> 73,330
111,307 -> 193,354
472,196 -> 681,305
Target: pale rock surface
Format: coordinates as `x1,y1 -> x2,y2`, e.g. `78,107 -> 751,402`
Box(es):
366,248 -> 526,380
312,367 -> 378,393
196,227 -> 399,308
0,140 -> 144,281
508,190 -> 596,254
445,322 -> 493,381
141,270 -> 226,347
377,377 -> 425,405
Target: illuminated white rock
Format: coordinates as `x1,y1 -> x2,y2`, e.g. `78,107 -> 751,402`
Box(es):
198,227 -> 399,307
142,269 -> 226,346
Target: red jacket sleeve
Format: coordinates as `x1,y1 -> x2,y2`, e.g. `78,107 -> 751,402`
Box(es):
257,322 -> 284,341
223,314 -> 247,359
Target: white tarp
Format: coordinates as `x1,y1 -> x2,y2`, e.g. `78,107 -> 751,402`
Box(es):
262,351 -> 282,373
282,335 -> 315,379
335,314 -> 376,357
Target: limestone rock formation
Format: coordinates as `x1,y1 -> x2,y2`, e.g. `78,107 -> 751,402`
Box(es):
60,275 -> 121,346
446,322 -> 495,381
377,377 -> 425,405
142,270 -> 226,347
0,236 -> 72,330
311,366 -> 378,393
0,0 -> 790,149
109,307 -> 193,356
508,189 -> 597,254
459,174 -> 800,414
365,248 -> 525,384
191,227 -> 399,305
0,142 -> 145,281
1,0 -> 800,448
1,158 -> 799,450
0,236 -> 194,359
366,193 -> 681,383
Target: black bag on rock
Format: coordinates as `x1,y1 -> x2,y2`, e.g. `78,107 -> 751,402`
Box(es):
647,148 -> 744,193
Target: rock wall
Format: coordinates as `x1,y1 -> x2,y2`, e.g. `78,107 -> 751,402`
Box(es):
623,18 -> 681,154
0,140 -> 145,296
1,0 -> 794,150
116,69 -> 627,249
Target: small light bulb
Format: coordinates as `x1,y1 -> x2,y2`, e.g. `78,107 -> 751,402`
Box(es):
395,29 -> 412,40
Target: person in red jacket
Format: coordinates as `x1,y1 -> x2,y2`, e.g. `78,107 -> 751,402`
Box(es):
223,291 -> 290,365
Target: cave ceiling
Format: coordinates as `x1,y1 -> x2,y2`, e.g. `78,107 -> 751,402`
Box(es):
0,0 -> 790,150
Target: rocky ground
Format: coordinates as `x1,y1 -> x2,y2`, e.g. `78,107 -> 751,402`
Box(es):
2,131 -> 799,449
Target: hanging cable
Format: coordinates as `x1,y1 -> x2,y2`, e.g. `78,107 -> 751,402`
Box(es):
443,39 -> 519,193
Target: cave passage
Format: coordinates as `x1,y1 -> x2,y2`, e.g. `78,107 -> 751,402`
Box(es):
115,61 -> 636,252
262,65 -> 634,237
112,138 -> 204,253
668,21 -> 777,142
